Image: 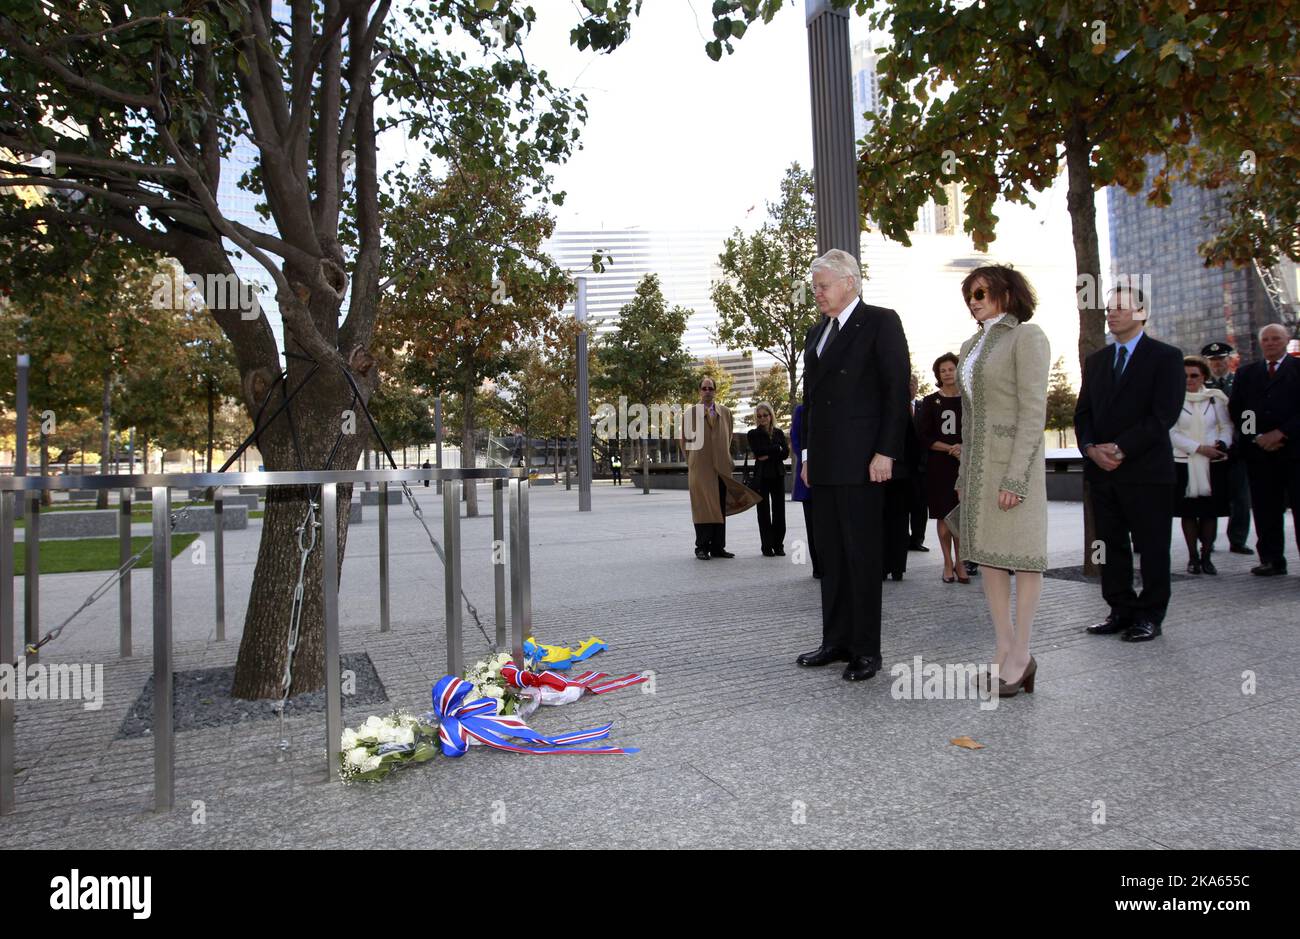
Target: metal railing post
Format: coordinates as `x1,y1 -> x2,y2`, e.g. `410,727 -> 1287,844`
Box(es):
119,488 -> 133,656
1,491 -> 16,814
321,484 -> 342,782
151,487 -> 174,812
378,481 -> 390,632
443,478 -> 463,676
508,477 -> 529,665
214,495 -> 225,641
492,478 -> 506,649
23,494 -> 38,663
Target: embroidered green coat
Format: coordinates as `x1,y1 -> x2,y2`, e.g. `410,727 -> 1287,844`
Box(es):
947,314 -> 1051,571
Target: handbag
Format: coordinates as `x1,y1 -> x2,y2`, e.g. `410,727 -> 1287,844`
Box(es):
741,452 -> 759,490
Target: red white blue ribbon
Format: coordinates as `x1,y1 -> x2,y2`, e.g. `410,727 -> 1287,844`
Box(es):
431,676 -> 637,757
501,662 -> 649,696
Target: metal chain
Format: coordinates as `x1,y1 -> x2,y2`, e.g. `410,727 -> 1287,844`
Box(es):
274,495 -> 320,750
396,480 -> 494,652
14,496 -> 203,666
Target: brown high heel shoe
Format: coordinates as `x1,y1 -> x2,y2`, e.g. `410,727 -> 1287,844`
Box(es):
998,656 -> 1037,697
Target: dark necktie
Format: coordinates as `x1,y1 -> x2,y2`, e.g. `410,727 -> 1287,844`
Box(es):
821,317 -> 840,356
1268,361 -> 1278,380
1113,344 -> 1128,380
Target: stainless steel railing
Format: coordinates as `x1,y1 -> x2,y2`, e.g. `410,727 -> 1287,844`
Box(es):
0,466 -> 531,815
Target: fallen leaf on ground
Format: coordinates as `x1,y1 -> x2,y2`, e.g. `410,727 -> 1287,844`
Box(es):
950,736 -> 985,750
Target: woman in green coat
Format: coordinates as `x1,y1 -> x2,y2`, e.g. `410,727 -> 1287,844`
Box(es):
948,265 -> 1051,697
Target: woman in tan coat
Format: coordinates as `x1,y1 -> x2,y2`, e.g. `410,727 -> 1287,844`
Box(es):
948,265 -> 1050,697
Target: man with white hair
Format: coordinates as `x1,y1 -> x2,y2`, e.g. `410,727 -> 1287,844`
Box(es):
1228,323 -> 1300,575
795,248 -> 911,681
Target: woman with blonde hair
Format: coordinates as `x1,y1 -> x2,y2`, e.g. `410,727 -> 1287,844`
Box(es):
949,264 -> 1051,697
747,401 -> 789,556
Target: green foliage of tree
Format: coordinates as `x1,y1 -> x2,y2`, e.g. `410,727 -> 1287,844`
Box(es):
748,364 -> 791,428
711,162 -> 819,411
0,1 -> 638,697
1045,356 -> 1079,448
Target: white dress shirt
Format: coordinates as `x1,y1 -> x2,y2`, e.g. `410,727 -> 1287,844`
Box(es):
804,297 -> 860,461
960,312 -> 1008,393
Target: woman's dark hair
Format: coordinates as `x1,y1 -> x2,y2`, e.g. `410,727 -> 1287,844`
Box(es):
932,352 -> 959,382
1184,355 -> 1211,381
961,264 -> 1038,322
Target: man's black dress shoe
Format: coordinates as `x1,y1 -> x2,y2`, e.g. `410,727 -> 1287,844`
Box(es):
774,546 -> 785,556
908,541 -> 930,552
761,547 -> 774,557
1230,544 -> 1254,555
1086,615 -> 1131,635
712,550 -> 736,559
694,548 -> 710,560
1251,562 -> 1286,576
796,645 -> 850,667
964,561 -> 980,576
1121,620 -> 1162,642
843,655 -> 882,681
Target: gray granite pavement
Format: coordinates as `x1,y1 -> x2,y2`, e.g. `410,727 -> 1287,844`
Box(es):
3,482 -> 1298,848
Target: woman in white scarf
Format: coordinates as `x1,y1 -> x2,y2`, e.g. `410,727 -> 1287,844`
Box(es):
1170,356 -> 1233,574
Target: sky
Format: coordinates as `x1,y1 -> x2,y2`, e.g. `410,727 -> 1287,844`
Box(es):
376,1 -> 1112,386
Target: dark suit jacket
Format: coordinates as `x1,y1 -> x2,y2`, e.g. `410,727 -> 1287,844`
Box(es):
801,299 -> 911,486
746,427 -> 789,479
1073,333 -> 1185,485
1229,355 -> 1300,462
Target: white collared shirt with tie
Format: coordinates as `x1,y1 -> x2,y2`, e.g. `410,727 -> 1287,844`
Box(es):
803,297 -> 859,462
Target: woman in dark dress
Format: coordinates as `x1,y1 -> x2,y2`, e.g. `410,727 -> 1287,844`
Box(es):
916,353 -> 967,583
746,402 -> 789,556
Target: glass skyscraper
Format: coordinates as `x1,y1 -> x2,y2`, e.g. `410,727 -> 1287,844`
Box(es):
1107,160 -> 1273,363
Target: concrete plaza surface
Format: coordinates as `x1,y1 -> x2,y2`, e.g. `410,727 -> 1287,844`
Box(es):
3,482 -> 1298,849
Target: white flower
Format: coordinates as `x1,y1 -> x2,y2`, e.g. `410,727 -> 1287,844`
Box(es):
392,725 -> 415,746
345,746 -> 371,769
481,685 -> 504,699
362,754 -> 383,772
341,728 -> 359,750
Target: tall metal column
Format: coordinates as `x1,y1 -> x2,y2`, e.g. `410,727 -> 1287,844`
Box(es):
807,0 -> 861,262
434,397 -> 444,495
576,277 -> 593,512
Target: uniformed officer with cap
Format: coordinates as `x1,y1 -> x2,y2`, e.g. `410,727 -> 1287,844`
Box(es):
1202,341 -> 1253,553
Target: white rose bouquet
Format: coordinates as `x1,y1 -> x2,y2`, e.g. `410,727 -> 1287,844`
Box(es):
463,652 -> 522,715
338,710 -> 438,782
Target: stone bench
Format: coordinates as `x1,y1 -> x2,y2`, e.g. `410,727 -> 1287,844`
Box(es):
359,488 -> 403,506
171,505 -> 248,532
214,494 -> 259,511
68,490 -> 99,502
37,510 -> 119,538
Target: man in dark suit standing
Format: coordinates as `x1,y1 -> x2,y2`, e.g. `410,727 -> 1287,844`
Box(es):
1074,284 -> 1185,642
796,249 -> 911,680
1228,323 -> 1300,576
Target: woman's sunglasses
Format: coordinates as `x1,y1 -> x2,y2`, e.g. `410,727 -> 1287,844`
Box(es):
969,287 -> 986,302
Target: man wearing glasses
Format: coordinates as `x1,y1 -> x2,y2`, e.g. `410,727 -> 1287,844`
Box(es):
795,249 -> 911,681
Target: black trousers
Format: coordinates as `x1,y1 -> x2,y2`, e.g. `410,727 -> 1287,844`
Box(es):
755,476 -> 786,550
1245,454 -> 1300,567
612,467 -> 622,485
694,477 -> 727,553
908,471 -> 927,545
1227,458 -> 1251,548
882,477 -> 911,576
800,500 -> 821,575
1092,478 -> 1174,625
812,482 -> 884,658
